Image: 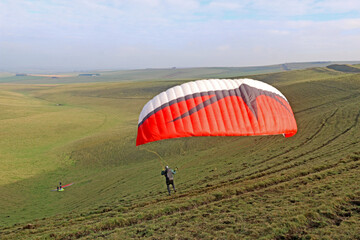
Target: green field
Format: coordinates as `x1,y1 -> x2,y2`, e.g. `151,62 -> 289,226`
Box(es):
2,61 -> 359,84
0,65 -> 359,239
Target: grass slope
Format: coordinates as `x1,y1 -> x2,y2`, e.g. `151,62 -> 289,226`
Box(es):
326,64 -> 360,73
0,68 -> 359,239
1,61 -> 360,84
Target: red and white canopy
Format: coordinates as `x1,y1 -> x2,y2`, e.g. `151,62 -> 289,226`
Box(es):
136,79 -> 297,146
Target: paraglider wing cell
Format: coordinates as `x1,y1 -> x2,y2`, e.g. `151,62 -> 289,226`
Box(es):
136,79 -> 297,145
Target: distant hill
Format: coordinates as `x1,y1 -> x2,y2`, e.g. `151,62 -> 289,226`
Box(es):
1,61 -> 359,84
326,64 -> 360,73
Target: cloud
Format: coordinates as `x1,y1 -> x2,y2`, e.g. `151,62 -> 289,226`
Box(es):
315,0 -> 360,13
208,1 -> 244,10
249,0 -> 315,16
1,0 -> 360,71
216,45 -> 231,51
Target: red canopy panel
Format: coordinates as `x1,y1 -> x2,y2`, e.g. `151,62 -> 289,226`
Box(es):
136,79 -> 297,146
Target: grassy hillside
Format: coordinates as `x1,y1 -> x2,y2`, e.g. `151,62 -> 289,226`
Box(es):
0,68 -> 359,239
0,67 -> 282,84
326,64 -> 360,73
283,61 -> 360,70
1,61 -> 359,84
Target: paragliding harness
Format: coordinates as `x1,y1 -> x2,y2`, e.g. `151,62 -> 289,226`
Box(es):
166,169 -> 174,185
162,167 -> 177,195
162,167 -> 177,185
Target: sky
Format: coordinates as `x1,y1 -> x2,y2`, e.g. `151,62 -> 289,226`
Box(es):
1,0 -> 360,72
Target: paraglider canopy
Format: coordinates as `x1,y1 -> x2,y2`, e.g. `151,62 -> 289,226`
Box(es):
136,79 -> 297,146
